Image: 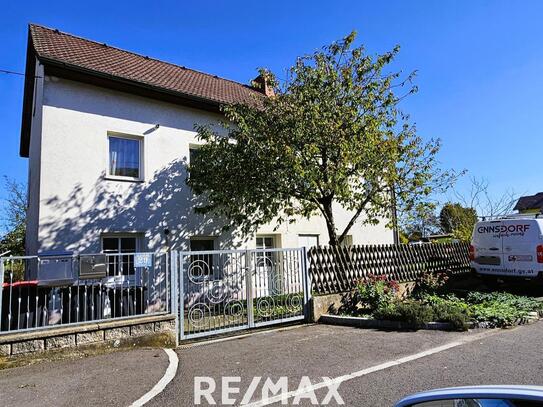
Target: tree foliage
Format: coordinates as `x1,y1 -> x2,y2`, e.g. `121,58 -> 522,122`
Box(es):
188,32 -> 457,245
0,177 -> 27,256
399,202 -> 441,242
439,202 -> 477,241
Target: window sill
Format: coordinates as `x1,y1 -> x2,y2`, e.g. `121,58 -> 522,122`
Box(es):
104,175 -> 144,183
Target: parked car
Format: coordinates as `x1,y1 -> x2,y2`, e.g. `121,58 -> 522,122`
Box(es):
470,214 -> 543,282
395,385 -> 543,406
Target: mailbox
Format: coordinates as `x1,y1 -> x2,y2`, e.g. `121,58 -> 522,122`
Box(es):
79,255 -> 107,279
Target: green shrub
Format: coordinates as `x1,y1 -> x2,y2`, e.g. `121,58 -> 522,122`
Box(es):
463,291 -> 542,327
356,274 -> 399,312
412,270 -> 449,298
468,302 -> 522,327
466,291 -> 543,315
374,300 -> 434,328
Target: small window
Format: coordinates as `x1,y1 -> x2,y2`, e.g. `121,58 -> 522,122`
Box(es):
108,135 -> 142,179
256,236 -> 277,267
189,237 -> 216,278
190,238 -> 215,252
340,235 -> 353,247
189,147 -> 201,165
102,235 -> 139,276
298,234 -> 319,248
256,236 -> 275,250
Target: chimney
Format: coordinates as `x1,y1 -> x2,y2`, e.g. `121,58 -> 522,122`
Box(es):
252,74 -> 275,97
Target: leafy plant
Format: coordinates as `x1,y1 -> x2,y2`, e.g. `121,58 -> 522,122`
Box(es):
465,291 -> 543,327
356,274 -> 399,312
412,270 -> 449,297
468,303 -> 522,327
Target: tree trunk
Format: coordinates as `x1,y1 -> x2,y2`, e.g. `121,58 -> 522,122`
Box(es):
322,198 -> 339,246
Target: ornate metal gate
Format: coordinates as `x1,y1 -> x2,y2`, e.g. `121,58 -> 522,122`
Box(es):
173,248 -> 310,340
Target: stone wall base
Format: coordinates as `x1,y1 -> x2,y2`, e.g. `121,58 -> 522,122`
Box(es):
0,314 -> 176,358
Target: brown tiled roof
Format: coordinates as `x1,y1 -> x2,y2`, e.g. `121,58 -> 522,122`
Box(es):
29,24 -> 263,106
514,193 -> 543,211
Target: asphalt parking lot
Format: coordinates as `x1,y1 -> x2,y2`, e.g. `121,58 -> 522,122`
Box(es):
1,322 -> 543,406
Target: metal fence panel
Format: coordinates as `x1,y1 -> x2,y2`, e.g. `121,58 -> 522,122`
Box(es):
0,252 -> 170,335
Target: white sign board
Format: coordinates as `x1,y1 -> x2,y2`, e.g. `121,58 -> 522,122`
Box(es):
134,253 -> 153,268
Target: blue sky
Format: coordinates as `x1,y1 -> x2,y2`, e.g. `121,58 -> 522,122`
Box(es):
1,0 -> 542,206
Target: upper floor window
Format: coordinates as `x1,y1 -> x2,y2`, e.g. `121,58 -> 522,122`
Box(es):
108,135 -> 142,180
189,147 -> 200,164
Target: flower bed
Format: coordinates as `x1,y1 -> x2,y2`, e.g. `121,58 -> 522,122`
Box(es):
334,273 -> 543,331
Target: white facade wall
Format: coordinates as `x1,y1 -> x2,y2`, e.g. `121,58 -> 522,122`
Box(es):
27,76 -> 393,254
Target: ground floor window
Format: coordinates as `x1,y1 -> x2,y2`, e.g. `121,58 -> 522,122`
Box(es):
189,237 -> 216,278
298,234 -> 320,248
256,235 -> 277,267
256,236 -> 276,250
101,235 -> 141,276
340,235 -> 353,247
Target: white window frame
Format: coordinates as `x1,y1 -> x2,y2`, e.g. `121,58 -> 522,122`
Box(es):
340,235 -> 353,247
298,234 -> 320,248
256,235 -> 277,250
106,132 -> 144,182
100,233 -> 144,277
100,233 -> 144,253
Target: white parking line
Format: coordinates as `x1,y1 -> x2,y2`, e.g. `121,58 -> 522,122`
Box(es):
245,329 -> 500,407
130,348 -> 179,407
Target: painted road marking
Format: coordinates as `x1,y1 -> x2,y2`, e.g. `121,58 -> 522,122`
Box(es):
245,329 -> 501,406
130,348 -> 179,407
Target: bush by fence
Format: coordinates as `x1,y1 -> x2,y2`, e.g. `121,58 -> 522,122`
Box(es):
307,242 -> 471,295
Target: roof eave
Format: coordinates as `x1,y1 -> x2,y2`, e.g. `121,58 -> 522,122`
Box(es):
20,52 -> 232,158
19,33 -> 37,158
39,55 -> 225,110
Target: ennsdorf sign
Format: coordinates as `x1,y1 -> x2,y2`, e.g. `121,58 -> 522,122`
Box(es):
477,224 -> 530,234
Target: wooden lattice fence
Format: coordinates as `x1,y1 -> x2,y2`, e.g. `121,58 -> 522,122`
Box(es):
307,242 -> 471,295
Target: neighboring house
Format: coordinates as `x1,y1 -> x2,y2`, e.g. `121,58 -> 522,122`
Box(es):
514,193 -> 543,214
20,24 -> 394,257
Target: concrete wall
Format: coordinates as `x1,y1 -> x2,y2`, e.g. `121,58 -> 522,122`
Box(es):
28,76 -> 394,254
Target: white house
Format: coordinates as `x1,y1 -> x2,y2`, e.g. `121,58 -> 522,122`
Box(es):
20,24 -> 394,259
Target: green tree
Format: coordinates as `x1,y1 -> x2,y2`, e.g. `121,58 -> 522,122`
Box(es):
188,32 -> 457,246
400,202 -> 441,242
0,177 -> 27,256
439,202 -> 477,242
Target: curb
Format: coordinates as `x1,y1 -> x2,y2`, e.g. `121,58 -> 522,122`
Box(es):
319,314 -> 457,330
319,313 -> 542,331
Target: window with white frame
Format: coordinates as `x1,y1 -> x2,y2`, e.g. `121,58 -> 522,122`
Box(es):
108,134 -> 142,180
256,235 -> 276,267
256,236 -> 275,250
298,234 -> 319,248
101,235 -> 140,276
340,235 -> 353,247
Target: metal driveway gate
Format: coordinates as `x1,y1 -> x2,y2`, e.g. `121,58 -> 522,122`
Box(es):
173,248 -> 310,340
